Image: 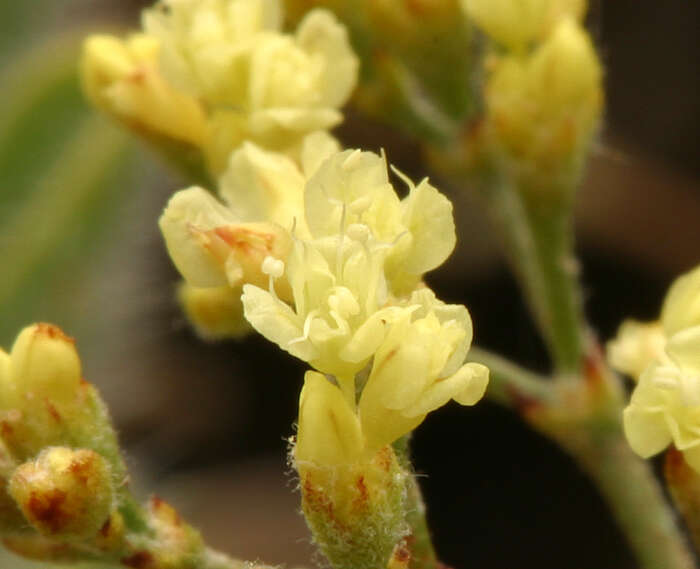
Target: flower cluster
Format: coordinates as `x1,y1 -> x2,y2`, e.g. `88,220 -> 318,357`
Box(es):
82,0 -> 358,174
608,265 -> 700,471
84,2 -> 490,566
164,143 -> 489,462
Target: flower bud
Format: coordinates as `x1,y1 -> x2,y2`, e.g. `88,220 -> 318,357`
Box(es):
0,324 -> 93,459
9,447 -> 114,540
177,283 -> 251,341
461,0 -> 585,50
81,34 -> 207,146
484,18 -> 602,191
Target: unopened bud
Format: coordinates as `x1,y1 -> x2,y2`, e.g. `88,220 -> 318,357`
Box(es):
484,18 -> 602,191
461,0 -> 585,49
9,447 -> 114,540
0,324 -> 96,459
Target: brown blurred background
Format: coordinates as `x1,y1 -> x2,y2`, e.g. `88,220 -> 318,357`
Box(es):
0,1 -> 699,568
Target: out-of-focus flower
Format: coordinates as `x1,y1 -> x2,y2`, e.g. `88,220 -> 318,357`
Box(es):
483,18 -> 602,189
609,264 -> 700,380
461,0 -> 585,50
607,321 -> 665,380
142,0 -> 358,173
81,34 -> 207,146
624,327 -> 700,472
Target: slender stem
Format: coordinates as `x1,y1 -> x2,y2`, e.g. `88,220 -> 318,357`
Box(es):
480,173 -> 583,374
469,346 -> 552,408
520,194 -> 584,375
524,354 -> 697,569
557,424 -> 695,569
665,448 -> 700,554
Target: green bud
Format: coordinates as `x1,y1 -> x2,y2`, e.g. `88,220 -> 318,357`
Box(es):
9,447 -> 114,540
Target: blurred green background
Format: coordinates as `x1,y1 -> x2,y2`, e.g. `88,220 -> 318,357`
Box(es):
0,1 -> 699,568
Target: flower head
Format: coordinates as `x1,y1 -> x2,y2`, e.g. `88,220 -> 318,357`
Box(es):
241,149 -> 459,380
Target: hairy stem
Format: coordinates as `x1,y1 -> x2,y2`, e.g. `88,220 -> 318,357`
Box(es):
526,352 -> 696,569
392,436 -> 440,569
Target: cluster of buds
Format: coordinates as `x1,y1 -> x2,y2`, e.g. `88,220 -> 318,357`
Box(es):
0,324 -> 124,555
462,0 -> 602,198
0,324 -> 225,568
608,265 -> 700,472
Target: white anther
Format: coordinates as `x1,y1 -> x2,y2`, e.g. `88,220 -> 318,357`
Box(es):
346,223 -> 370,243
349,195 -> 372,214
262,256 -> 285,279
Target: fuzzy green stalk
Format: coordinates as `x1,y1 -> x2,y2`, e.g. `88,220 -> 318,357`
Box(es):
392,435 -> 440,569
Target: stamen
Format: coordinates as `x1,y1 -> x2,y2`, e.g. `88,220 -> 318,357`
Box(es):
262,255 -> 284,298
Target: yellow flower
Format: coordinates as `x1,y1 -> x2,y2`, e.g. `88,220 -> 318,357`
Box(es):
143,0 -> 358,172
661,264 -> 700,337
306,150 -> 456,295
609,264 -> 700,380
160,143 -> 308,293
461,0 -> 585,50
293,290 -> 488,463
359,289 -> 489,454
624,326 -> 700,472
241,149 -> 459,385
81,34 -> 207,146
607,321 -> 665,380
161,135 -> 342,337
